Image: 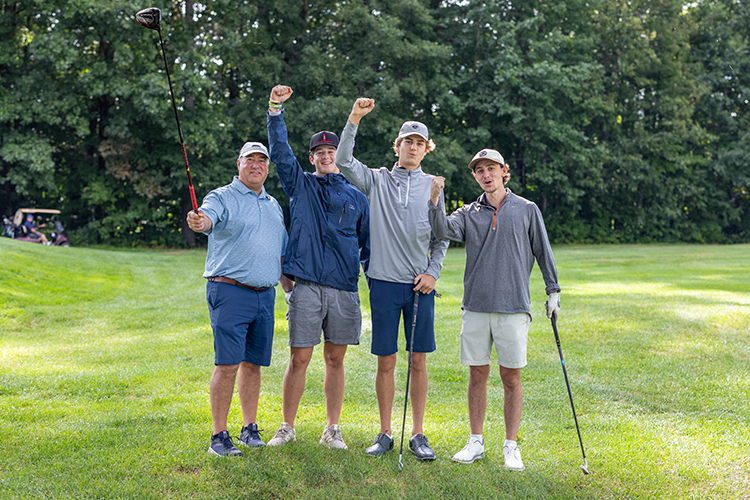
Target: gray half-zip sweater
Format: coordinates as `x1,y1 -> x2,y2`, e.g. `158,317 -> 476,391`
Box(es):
336,121 -> 449,284
429,190 -> 560,316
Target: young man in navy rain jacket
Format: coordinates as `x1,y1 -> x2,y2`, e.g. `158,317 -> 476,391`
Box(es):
265,85 -> 369,450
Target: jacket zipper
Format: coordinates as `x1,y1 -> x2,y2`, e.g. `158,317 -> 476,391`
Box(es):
492,195 -> 508,230
405,171 -> 411,208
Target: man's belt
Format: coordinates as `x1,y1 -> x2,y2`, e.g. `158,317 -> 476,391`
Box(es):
208,276 -> 269,292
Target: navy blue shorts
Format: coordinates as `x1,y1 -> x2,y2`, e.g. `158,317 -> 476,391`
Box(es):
206,281 -> 275,366
368,278 -> 436,356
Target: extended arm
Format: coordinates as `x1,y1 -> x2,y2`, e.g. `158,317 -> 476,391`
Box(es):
335,98 -> 376,194
529,204 -> 560,296
427,176 -> 466,242
267,85 -> 302,196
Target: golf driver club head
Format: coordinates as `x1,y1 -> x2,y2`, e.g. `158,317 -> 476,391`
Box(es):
136,7 -> 161,31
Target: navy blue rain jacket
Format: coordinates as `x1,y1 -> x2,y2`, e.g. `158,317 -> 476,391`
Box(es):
268,111 -> 370,292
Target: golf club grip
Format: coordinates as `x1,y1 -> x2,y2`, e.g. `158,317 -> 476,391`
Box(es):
181,144 -> 198,211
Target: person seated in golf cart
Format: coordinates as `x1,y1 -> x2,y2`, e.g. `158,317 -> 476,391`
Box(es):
22,214 -> 49,244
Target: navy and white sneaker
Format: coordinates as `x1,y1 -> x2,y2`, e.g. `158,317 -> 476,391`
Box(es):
208,430 -> 243,457
239,423 -> 265,447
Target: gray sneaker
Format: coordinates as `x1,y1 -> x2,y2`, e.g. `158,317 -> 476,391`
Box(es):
319,424 -> 348,450
267,422 -> 296,447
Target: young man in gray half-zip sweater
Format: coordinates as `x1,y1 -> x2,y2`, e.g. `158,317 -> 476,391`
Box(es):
428,148 -> 561,471
335,98 -> 449,461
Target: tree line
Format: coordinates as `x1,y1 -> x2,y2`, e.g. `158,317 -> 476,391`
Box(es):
1,0 -> 749,246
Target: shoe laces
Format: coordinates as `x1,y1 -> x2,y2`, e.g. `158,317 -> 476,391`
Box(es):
411,434 -> 428,447
325,426 -> 343,441
220,433 -> 239,449
375,432 -> 391,442
277,426 -> 294,439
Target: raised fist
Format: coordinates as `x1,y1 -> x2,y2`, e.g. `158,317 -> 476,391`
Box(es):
270,85 -> 293,104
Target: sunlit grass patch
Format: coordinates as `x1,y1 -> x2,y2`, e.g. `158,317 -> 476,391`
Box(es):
1,238 -> 749,499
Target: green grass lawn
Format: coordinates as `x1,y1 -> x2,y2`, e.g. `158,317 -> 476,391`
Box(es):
1,239 -> 749,499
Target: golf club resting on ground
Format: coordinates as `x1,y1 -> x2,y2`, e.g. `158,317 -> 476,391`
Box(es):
138,7 -> 587,475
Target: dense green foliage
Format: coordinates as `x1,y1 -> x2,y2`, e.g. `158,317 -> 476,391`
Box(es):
1,0 -> 748,246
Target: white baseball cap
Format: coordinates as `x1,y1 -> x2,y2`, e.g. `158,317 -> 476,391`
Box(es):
238,142 -> 269,160
468,148 -> 505,170
397,121 -> 429,141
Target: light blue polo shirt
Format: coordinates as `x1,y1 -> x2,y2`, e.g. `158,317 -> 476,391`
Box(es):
200,177 -> 288,288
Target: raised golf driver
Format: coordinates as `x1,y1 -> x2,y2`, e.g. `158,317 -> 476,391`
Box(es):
135,7 -> 161,30
135,5 -> 198,210
428,148 -> 561,471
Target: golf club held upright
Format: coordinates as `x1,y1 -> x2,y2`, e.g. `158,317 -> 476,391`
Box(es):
136,7 -> 198,211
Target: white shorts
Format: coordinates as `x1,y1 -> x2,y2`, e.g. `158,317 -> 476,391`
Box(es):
460,310 -> 531,369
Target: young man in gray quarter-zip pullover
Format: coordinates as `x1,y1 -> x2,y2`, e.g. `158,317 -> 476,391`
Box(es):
335,98 -> 449,461
428,148 -> 561,471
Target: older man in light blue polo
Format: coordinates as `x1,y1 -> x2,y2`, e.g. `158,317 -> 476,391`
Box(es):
187,141 -> 291,457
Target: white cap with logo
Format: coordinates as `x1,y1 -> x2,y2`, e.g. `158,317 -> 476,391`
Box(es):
397,121 -> 429,141
238,142 -> 270,160
468,148 -> 505,170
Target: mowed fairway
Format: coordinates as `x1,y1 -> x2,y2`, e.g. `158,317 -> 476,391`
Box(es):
1,239 -> 748,499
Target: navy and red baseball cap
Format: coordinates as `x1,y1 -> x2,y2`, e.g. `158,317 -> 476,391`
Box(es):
309,131 -> 339,151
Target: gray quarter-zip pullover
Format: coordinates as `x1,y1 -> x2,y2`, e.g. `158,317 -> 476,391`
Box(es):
429,189 -> 560,316
336,121 -> 448,284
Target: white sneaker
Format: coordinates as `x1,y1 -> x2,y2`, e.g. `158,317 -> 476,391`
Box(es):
267,422 -> 295,447
503,443 -> 525,471
452,438 -> 484,464
319,424 -> 348,450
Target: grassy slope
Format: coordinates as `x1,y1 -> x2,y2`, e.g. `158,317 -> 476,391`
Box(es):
0,239 -> 748,499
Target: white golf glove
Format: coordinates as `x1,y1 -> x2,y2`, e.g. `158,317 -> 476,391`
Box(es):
545,292 -> 561,320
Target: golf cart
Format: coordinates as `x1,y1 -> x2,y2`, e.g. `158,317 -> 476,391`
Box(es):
3,208 -> 71,246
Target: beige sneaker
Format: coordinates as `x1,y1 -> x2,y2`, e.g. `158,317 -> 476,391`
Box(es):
267,422 -> 295,447
503,443 -> 525,471
319,424 -> 348,450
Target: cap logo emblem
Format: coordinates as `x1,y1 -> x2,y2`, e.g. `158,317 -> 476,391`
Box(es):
412,124 -> 419,129
479,151 -> 487,157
